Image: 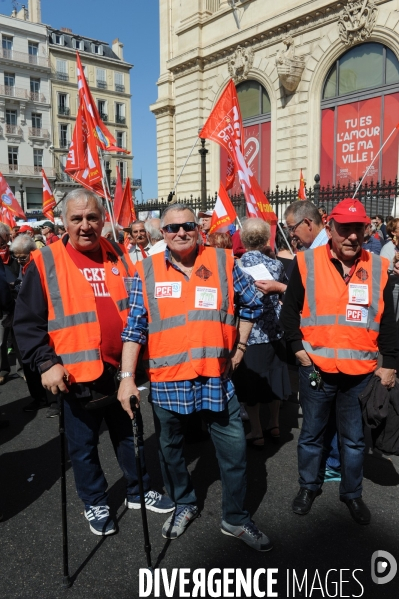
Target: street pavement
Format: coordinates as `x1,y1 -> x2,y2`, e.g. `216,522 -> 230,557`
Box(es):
1,366 -> 399,599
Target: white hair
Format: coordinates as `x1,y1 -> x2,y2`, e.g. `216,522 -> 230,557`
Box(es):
10,234 -> 36,254
61,188 -> 105,220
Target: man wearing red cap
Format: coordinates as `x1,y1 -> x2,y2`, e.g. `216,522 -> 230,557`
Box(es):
280,198 -> 397,525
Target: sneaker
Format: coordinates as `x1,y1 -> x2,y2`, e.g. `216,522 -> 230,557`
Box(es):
46,406 -> 60,418
239,403 -> 249,421
23,399 -> 42,413
162,504 -> 199,539
125,490 -> 175,513
323,467 -> 341,482
221,520 -> 273,552
84,505 -> 116,536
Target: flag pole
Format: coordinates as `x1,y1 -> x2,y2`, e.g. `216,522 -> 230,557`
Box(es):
352,125 -> 399,199
170,137 -> 200,199
98,150 -> 117,242
277,222 -> 294,256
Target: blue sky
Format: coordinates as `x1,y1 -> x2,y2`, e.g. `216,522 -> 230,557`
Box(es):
1,0 -> 160,199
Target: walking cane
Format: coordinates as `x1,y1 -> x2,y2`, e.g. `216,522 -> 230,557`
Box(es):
130,396 -> 153,571
59,396 -> 72,588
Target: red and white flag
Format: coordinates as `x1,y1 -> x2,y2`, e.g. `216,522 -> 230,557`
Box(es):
200,80 -> 277,232
298,169 -> 307,200
209,182 -> 237,235
115,178 -> 136,228
42,170 -> 56,223
0,171 -> 26,226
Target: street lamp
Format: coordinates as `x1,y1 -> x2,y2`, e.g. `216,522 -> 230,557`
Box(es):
198,128 -> 208,212
18,177 -> 25,212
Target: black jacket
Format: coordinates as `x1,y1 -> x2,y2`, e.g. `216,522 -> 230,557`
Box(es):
360,375 -> 399,455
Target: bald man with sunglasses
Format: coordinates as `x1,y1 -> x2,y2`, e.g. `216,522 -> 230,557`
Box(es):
118,202 -> 273,552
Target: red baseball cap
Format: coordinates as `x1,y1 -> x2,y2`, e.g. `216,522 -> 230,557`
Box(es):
18,224 -> 34,233
327,198 -> 371,224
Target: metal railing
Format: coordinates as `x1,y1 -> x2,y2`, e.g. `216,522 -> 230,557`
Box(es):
29,127 -> 50,139
134,175 -> 399,219
115,83 -> 125,92
0,164 -> 55,177
0,85 -> 28,99
55,71 -> 69,81
5,124 -> 23,136
115,115 -> 126,124
99,113 -> 108,122
97,80 -> 107,89
29,91 -> 46,103
56,171 -> 75,183
59,140 -> 71,149
0,48 -> 50,68
58,106 -> 70,116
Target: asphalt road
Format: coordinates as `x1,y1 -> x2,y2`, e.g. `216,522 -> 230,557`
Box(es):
1,367 -> 399,599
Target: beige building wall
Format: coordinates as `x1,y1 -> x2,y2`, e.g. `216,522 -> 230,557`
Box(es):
151,0 -> 399,200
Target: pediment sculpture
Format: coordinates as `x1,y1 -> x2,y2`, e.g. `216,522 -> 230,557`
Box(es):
338,0 -> 378,45
276,37 -> 305,93
228,46 -> 254,84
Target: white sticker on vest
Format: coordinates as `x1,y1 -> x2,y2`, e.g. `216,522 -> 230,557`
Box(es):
346,305 -> 368,324
154,282 -> 182,299
195,286 -> 218,309
348,283 -> 369,305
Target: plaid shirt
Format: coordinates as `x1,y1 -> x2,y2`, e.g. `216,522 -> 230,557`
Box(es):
121,248 -> 263,414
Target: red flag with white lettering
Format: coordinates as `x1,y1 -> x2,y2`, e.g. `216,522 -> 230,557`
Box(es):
209,183 -> 237,234
42,169 -> 56,223
0,171 -> 26,221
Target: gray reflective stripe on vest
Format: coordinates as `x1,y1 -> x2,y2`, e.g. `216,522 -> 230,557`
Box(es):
58,349 -> 101,365
143,256 -> 161,323
108,239 -> 130,276
368,255 -> 382,329
41,247 -> 97,332
117,297 -> 130,312
188,310 -> 236,327
337,315 -> 380,332
143,351 -> 189,370
149,315 -> 186,334
191,347 -> 230,360
337,349 -> 378,360
302,341 -> 335,359
301,314 -> 337,327
215,248 -> 229,312
302,251 -> 316,326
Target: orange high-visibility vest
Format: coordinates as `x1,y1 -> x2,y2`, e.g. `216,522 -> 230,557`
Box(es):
297,245 -> 389,375
32,237 -> 134,383
136,246 -> 237,382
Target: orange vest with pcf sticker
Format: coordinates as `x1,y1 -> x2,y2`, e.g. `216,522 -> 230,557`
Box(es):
32,237 -> 135,383
297,245 -> 389,375
136,246 -> 237,382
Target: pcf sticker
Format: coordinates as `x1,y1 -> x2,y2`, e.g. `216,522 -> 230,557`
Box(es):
154,282 -> 182,298
346,305 -> 368,324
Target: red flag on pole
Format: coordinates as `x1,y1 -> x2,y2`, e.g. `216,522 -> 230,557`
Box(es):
115,178 -> 136,228
298,169 -> 306,200
209,183 -> 237,234
42,170 -> 56,223
76,52 -> 128,154
112,166 -> 124,220
200,79 -> 277,229
0,172 -> 26,224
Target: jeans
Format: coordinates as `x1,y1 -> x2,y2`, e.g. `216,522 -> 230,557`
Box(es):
298,365 -> 372,500
63,396 -> 150,507
152,395 -> 249,526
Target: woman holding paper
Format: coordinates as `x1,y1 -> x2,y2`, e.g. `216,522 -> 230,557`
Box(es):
234,219 -> 291,447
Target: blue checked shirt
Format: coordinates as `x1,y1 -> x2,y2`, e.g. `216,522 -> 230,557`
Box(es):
121,248 -> 263,414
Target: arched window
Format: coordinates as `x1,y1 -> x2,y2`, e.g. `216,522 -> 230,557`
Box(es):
320,43 -> 399,186
220,80 -> 271,192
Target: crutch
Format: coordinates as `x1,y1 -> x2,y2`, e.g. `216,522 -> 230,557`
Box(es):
59,396 -> 72,588
130,396 -> 152,571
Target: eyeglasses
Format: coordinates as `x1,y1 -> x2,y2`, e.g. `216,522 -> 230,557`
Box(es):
287,218 -> 311,235
14,254 -> 29,262
162,222 -> 198,234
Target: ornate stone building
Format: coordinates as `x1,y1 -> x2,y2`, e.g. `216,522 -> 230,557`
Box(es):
151,0 -> 399,200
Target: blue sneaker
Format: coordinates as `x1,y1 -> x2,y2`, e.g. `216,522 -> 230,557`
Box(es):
324,467 -> 341,482
125,490 -> 175,513
84,505 -> 116,536
162,504 -> 199,539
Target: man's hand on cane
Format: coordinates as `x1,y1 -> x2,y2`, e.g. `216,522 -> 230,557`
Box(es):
118,377 -> 140,419
41,364 -> 70,394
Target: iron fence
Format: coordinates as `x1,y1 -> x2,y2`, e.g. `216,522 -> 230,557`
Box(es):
135,175 -> 399,221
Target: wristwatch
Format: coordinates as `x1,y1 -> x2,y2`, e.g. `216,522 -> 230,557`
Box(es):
117,371 -> 134,381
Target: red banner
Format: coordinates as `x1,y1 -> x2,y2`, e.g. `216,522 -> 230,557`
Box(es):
42,170 -> 56,223
209,182 -> 237,235
0,171 -> 26,221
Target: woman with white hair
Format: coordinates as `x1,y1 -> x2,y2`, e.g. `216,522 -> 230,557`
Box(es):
234,218 -> 291,447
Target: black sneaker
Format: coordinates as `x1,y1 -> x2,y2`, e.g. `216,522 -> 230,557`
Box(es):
23,400 -> 41,412
46,406 -> 60,418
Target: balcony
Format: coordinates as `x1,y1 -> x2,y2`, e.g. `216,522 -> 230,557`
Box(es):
97,80 -> 107,89
56,171 -> 74,183
59,140 -> 71,149
0,48 -> 50,68
115,83 -> 125,92
28,127 -> 50,140
55,71 -> 69,81
115,115 -> 126,124
58,106 -> 70,116
5,124 -> 23,137
99,113 -> 108,122
0,85 -> 28,99
29,91 -> 47,103
0,163 -> 55,177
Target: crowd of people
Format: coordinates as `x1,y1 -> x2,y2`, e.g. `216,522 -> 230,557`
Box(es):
1,189 -> 398,549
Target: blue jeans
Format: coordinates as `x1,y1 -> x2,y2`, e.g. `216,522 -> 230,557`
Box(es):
298,365 -> 372,500
63,396 -> 150,507
152,395 -> 249,525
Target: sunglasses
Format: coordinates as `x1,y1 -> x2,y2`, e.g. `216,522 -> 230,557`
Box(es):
162,222 -> 197,234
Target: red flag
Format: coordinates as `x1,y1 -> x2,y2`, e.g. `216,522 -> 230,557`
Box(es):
112,166 -> 124,221
115,178 -> 136,228
0,171 -> 26,221
123,233 -> 133,251
298,169 -> 306,200
42,170 -> 56,223
209,183 -> 237,234
200,79 -> 277,227
76,53 -> 127,154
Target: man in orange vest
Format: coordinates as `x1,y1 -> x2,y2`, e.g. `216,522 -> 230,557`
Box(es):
13,189 -> 174,536
280,198 -> 397,525
118,203 -> 273,551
